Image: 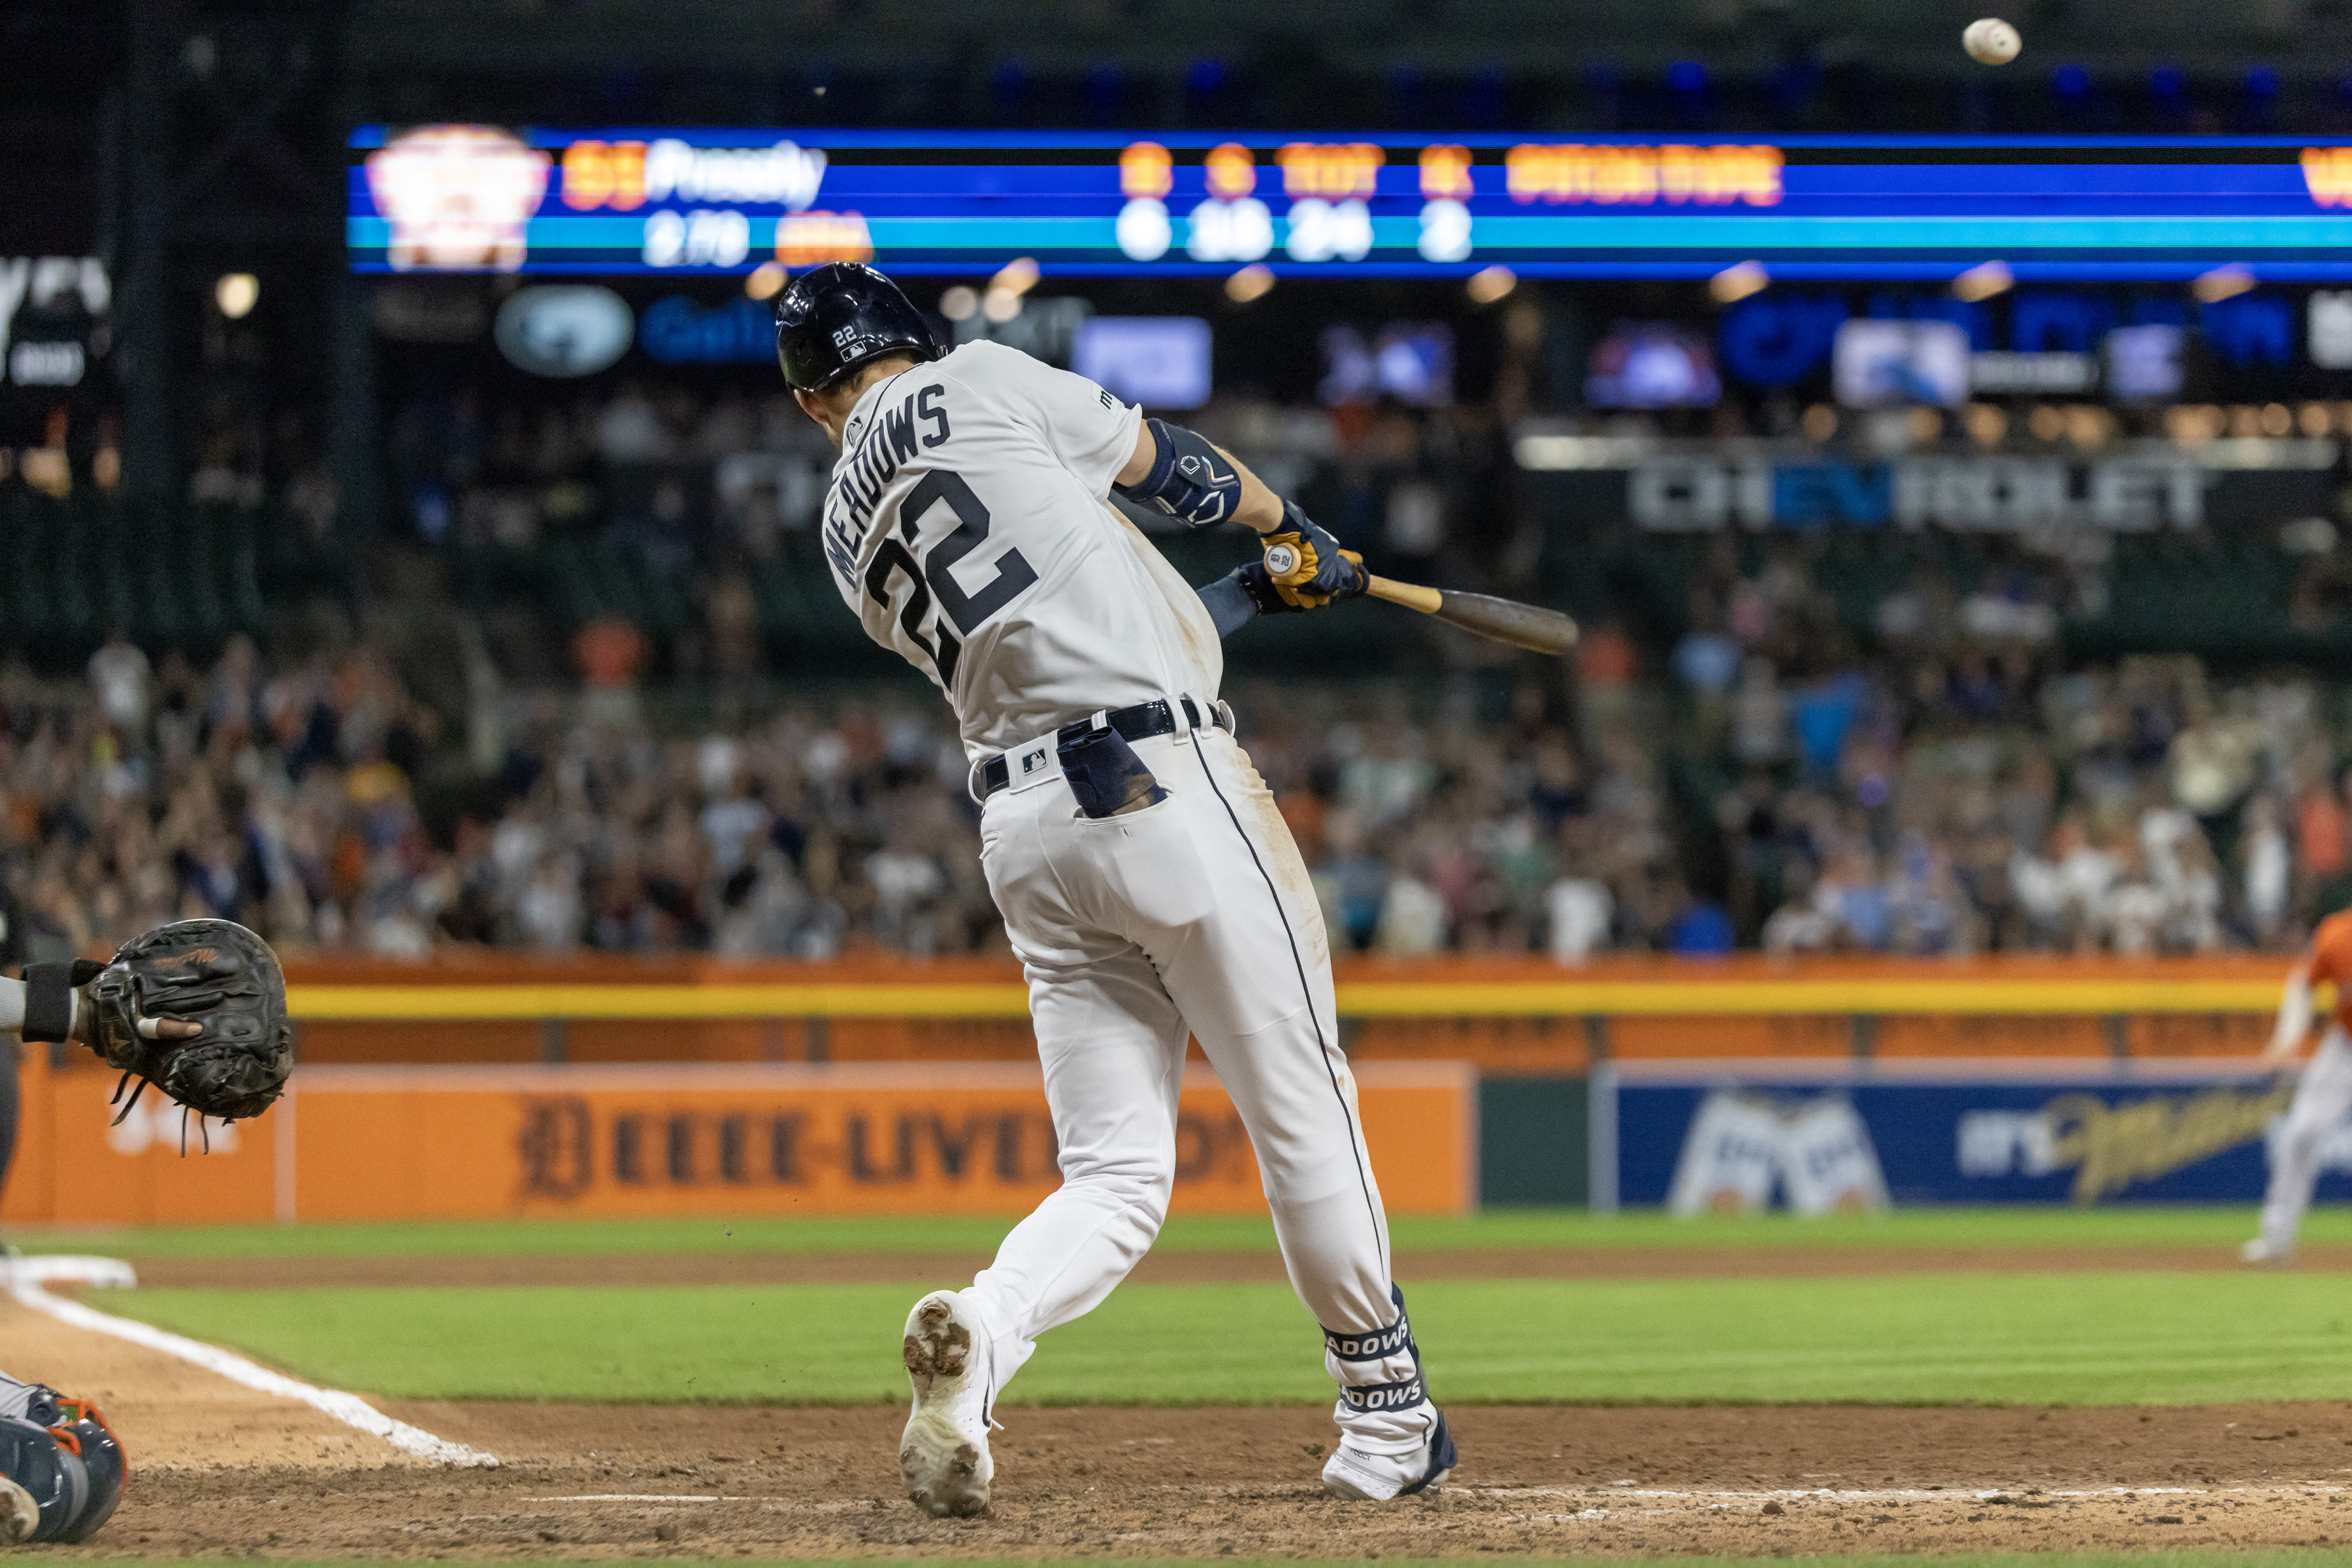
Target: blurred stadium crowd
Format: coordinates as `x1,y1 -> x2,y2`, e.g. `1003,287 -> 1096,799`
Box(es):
0,589 -> 2340,963
7,289 -> 2350,964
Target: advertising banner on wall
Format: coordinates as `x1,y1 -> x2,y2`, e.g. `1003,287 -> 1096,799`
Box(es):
1,1056 -> 1477,1226
1596,1059 -> 2319,1209
1514,434 -> 2336,535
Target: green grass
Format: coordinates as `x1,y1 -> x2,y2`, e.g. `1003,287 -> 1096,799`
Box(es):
98,1269 -> 2352,1407
17,1203 -> 2350,1262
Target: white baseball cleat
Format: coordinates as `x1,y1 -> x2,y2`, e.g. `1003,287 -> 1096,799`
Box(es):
899,1289 -> 995,1518
0,1475 -> 37,1546
1321,1409 -> 1457,1501
2242,1237 -> 2296,1267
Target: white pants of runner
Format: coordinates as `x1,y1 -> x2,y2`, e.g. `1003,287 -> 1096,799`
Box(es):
958,717 -> 1432,1455
2261,1026 -> 2352,1254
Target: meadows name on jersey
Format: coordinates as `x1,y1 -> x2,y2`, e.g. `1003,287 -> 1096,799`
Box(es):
819,380 -> 951,578
813,341 -> 1229,764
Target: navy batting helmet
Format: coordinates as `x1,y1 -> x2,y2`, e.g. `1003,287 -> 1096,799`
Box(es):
774,263 -> 939,391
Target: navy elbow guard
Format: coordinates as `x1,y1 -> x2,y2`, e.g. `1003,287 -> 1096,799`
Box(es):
1114,417 -> 1242,527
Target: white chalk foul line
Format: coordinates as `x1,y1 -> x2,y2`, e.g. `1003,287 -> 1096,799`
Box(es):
3,1255 -> 497,1469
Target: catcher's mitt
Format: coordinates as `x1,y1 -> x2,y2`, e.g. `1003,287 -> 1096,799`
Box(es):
86,919 -> 291,1126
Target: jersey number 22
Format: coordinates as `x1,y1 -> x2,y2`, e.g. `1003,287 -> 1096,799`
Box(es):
864,469 -> 1039,685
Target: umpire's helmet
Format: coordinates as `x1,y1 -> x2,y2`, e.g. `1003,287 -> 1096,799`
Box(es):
774,262 -> 939,391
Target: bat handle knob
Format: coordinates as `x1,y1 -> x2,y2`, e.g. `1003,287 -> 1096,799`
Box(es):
1264,544 -> 1299,577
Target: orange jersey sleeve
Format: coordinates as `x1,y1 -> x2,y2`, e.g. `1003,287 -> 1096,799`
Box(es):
2310,909 -> 2352,1028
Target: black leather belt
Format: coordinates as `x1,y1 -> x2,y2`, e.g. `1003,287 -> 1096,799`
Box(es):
977,697 -> 1228,799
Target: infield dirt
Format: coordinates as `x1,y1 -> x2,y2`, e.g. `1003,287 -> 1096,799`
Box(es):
12,1284 -> 2352,1558
48,1399 -> 2352,1558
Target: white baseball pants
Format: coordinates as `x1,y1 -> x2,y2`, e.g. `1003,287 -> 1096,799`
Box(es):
2259,1027 -> 2352,1254
960,719 -> 1435,1454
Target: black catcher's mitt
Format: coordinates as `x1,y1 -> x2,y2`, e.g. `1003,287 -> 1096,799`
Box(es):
86,919 -> 291,1125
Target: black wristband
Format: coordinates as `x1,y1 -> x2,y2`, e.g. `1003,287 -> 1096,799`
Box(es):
22,962 -> 78,1043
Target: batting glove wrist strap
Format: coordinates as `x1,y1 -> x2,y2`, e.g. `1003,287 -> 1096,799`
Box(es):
19,961 -> 100,1044
1113,418 -> 1242,527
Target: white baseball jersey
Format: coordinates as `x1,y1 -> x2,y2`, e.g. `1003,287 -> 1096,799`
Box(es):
817,340 -> 1224,760
813,348 -> 1425,1469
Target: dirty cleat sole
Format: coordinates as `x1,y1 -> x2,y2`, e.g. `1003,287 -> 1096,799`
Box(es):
899,1290 -> 994,1518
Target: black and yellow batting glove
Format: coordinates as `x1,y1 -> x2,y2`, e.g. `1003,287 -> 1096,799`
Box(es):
1261,501 -> 1369,611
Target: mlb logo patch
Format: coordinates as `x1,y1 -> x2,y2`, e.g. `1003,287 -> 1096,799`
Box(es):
1007,741 -> 1060,794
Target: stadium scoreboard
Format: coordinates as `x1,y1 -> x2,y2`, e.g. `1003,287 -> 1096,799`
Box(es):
348,127 -> 2352,282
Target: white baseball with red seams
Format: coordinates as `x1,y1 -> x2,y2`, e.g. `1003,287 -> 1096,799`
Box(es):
817,339 -> 1441,1503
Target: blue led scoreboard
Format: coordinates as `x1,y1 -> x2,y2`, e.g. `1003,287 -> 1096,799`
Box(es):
348,127 -> 2352,282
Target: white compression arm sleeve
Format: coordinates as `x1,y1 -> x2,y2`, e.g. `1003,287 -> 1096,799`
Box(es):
2270,968 -> 2315,1058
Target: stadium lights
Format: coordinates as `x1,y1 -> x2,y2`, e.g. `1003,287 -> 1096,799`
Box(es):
982,257 -> 1040,323
1225,264 -> 1275,304
1465,265 -> 1518,304
990,257 -> 1040,297
214,272 -> 259,319
1708,261 -> 1768,304
743,263 -> 787,301
1951,260 -> 2013,302
938,286 -> 979,322
2194,264 -> 2256,303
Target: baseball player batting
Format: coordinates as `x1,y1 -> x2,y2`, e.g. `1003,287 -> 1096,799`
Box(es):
776,263 -> 1452,1516
2244,909 -> 2352,1266
0,919 -> 292,1543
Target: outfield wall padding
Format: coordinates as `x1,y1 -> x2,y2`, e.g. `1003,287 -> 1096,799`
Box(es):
1477,1075 -> 1588,1207
0,1054 -> 1477,1226
1599,1058 -> 2315,1211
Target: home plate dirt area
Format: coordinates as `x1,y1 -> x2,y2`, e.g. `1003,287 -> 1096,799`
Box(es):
37,1401 -> 2352,1558
11,1281 -> 2352,1560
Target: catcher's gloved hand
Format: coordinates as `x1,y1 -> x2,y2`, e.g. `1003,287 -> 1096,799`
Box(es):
1260,500 -> 1368,610
82,919 -> 291,1126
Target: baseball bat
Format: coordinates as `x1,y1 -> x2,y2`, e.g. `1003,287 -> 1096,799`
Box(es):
1365,575 -> 1580,656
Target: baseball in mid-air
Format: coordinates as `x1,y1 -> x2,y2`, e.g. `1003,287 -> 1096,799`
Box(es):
1963,17 -> 2021,64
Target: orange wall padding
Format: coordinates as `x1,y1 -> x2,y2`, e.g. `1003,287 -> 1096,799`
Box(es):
0,1056 -> 1476,1227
